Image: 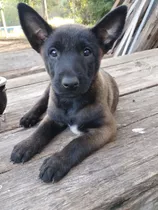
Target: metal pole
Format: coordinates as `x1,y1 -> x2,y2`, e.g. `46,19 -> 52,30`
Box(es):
42,0 -> 48,21
0,2 -> 8,38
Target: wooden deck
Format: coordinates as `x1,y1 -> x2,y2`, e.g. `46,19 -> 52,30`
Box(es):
0,49 -> 158,210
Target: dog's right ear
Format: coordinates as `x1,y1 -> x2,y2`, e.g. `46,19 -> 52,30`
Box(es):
18,3 -> 53,52
91,6 -> 127,53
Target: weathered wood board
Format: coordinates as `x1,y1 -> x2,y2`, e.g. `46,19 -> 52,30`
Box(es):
1,85 -> 158,172
0,94 -> 158,210
0,49 -> 158,210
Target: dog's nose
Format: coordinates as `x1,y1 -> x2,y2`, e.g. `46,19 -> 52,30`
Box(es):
62,76 -> 79,90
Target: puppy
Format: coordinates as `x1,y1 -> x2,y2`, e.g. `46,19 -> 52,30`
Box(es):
11,3 -> 127,183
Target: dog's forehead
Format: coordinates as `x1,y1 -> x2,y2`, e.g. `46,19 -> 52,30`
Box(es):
57,23 -> 87,31
49,24 -> 94,45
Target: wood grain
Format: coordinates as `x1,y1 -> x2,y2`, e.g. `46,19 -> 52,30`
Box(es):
0,109 -> 158,210
0,84 -> 158,171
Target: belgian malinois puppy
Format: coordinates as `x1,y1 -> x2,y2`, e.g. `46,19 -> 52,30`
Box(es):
11,3 -> 127,183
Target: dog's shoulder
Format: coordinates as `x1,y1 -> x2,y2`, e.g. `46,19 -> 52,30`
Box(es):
96,70 -> 119,113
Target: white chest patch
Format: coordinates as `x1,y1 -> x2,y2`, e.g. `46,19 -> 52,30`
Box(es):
69,124 -> 82,135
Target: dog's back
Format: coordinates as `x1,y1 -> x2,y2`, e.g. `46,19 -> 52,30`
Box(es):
99,70 -> 119,113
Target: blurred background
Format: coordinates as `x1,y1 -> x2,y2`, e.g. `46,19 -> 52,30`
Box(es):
0,0 -> 157,55
0,0 -> 114,38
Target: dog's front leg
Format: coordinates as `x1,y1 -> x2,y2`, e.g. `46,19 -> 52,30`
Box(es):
39,115 -> 116,183
11,116 -> 66,163
20,84 -> 50,128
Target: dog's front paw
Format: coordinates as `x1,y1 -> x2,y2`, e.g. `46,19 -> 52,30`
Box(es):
20,112 -> 40,128
11,140 -> 37,163
39,154 -> 70,183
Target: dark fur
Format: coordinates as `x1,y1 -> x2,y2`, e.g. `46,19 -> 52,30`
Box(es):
11,3 -> 127,183
0,85 -> 7,115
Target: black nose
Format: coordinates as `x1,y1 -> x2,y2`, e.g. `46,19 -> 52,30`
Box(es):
62,76 -> 79,90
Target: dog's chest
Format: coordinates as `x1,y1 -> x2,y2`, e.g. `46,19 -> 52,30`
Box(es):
63,111 -> 84,135
68,124 -> 82,135
48,104 -> 84,135
48,95 -> 103,135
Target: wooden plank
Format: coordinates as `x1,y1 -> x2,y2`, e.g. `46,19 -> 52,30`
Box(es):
116,85 -> 158,128
0,107 -> 158,209
119,186 -> 158,210
101,48 -> 158,68
7,72 -> 49,90
116,63 -> 158,96
0,85 -> 158,172
102,52 -> 158,77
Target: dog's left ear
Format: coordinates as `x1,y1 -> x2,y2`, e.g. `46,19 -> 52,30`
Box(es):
91,6 -> 127,53
17,3 -> 53,52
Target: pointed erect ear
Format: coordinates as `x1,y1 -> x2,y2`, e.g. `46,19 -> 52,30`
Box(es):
17,3 -> 53,52
91,6 -> 127,53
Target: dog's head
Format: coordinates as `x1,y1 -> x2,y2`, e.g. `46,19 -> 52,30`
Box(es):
18,3 -> 127,97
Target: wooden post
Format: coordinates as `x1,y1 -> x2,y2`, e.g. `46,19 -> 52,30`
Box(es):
42,0 -> 48,21
0,2 -> 8,38
134,2 -> 158,52
111,0 -> 122,10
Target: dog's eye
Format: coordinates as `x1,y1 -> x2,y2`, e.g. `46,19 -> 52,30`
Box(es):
83,48 -> 91,56
50,48 -> 58,57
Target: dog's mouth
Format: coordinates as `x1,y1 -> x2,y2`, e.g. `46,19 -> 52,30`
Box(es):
51,74 -> 92,98
53,88 -> 88,98
52,83 -> 90,98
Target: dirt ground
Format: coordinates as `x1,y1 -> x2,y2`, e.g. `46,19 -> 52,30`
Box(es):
0,38 -> 113,57
0,39 -> 43,75
0,39 -> 30,53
